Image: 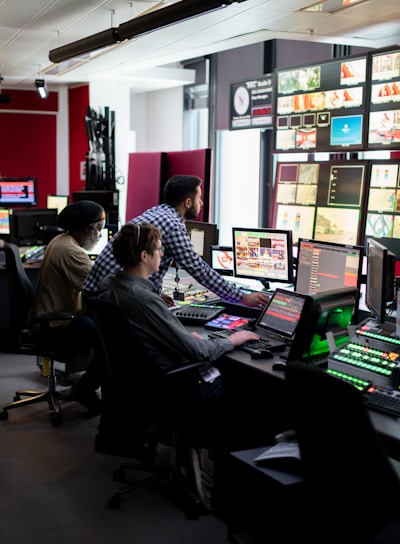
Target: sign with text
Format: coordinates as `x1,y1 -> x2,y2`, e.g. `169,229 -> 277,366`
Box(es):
230,74 -> 273,130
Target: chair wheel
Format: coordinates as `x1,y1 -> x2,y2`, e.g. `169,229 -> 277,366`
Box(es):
13,395 -> 21,402
108,495 -> 121,510
0,411 -> 9,420
113,468 -> 125,481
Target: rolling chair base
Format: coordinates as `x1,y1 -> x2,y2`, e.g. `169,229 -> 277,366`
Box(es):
0,359 -> 63,426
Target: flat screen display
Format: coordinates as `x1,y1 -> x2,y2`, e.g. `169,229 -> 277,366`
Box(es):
185,220 -> 218,266
366,238 -> 396,323
46,195 -> 69,215
10,208 -> 58,246
368,47 -> 400,150
210,245 -> 234,276
0,177 -> 37,206
295,238 -> 363,300
274,54 -> 367,153
232,227 -> 294,288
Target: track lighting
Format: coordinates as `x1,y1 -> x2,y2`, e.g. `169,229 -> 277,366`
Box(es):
35,79 -> 49,99
49,0 -> 247,64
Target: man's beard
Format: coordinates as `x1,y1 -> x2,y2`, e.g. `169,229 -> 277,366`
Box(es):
184,205 -> 199,220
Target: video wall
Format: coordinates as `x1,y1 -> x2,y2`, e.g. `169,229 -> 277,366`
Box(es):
272,159 -> 400,246
272,46 -> 400,153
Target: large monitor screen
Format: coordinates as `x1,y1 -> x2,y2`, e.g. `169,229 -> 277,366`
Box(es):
185,220 -> 219,266
0,177 -> 37,207
232,227 -> 294,288
274,54 -> 368,153
210,245 -> 234,276
365,238 -> 396,323
10,208 -> 58,246
273,160 -> 366,245
368,47 -> 400,150
295,238 -> 364,296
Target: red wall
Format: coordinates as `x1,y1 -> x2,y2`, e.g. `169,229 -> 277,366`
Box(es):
68,85 -> 90,198
0,89 -> 58,208
0,85 -> 90,208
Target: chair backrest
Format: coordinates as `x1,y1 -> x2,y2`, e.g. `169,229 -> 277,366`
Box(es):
88,296 -> 167,447
285,361 -> 400,542
3,242 -> 36,352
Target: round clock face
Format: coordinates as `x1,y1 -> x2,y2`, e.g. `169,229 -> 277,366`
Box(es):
233,86 -> 250,116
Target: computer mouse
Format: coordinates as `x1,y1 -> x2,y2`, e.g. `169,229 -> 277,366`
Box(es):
250,349 -> 274,359
272,361 -> 287,371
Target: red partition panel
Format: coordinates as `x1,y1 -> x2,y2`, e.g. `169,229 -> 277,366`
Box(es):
125,152 -> 166,221
164,148 -> 212,222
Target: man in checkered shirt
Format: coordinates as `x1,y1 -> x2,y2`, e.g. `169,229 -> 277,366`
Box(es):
83,174 -> 269,309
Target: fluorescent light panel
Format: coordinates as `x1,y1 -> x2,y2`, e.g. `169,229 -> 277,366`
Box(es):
302,0 -> 369,13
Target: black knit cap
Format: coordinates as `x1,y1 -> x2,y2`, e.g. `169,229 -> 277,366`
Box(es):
57,200 -> 105,231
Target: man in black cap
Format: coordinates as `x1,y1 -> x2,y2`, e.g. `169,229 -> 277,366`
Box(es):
31,200 -> 106,413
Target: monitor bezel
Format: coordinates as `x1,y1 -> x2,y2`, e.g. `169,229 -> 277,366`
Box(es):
232,227 -> 294,286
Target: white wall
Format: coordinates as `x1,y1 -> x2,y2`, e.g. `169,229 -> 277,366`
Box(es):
131,86 -> 183,152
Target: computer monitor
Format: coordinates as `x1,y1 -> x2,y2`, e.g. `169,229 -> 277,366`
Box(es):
289,286 -> 359,363
86,224 -> 118,261
232,227 -> 294,289
10,208 -> 58,246
46,195 -> 69,215
365,238 -> 396,323
295,238 -> 364,295
210,245 -> 234,276
0,208 -> 10,238
185,220 -> 218,266
0,177 -> 37,207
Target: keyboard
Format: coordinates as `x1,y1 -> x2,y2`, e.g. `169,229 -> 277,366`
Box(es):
172,303 -> 225,324
364,387 -> 400,418
208,329 -> 285,353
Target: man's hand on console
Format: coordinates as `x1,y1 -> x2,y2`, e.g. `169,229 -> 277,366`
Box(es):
241,291 -> 270,309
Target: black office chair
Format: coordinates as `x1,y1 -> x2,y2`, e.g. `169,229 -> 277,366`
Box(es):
0,242 -> 93,426
88,296 -> 210,519
284,361 -> 400,544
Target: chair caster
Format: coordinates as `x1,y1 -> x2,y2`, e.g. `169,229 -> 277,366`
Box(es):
0,411 -> 9,420
107,495 -> 121,510
13,395 -> 21,402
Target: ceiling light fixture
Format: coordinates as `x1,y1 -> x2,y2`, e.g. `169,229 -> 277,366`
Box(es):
35,79 -> 49,99
49,0 -> 247,64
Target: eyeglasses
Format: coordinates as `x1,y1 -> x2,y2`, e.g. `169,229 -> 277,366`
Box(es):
155,245 -> 165,254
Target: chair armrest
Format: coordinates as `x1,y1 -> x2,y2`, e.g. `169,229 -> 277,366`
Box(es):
164,361 -> 205,378
32,313 -> 75,322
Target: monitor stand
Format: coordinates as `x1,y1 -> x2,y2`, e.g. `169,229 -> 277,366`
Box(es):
259,280 -> 271,291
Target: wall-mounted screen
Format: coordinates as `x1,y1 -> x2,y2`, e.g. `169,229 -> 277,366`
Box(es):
274,54 -> 368,153
232,227 -> 294,289
230,74 -> 273,130
368,47 -> 400,150
0,177 -> 37,207
273,160 -> 366,245
364,160 -> 400,240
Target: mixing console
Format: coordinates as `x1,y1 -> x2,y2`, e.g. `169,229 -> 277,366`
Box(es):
328,341 -> 399,388
326,368 -> 372,392
355,319 -> 400,348
162,268 -> 220,305
171,303 -> 225,324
